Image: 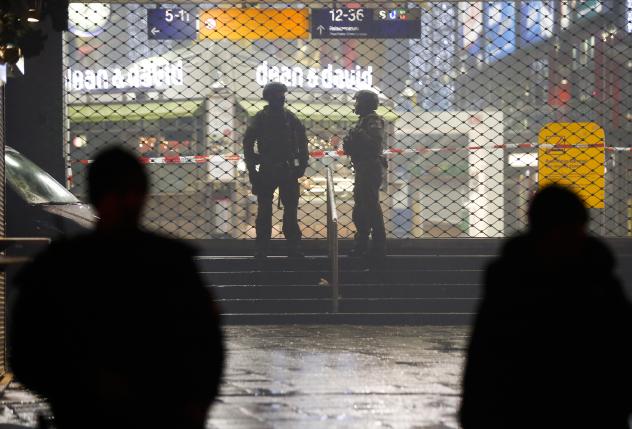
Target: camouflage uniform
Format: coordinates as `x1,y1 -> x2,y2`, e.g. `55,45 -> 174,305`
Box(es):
344,109 -> 386,255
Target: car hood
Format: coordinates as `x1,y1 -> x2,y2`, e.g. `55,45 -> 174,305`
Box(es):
40,202 -> 97,229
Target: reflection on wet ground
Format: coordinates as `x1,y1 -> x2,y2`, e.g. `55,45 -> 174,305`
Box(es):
0,325 -> 468,428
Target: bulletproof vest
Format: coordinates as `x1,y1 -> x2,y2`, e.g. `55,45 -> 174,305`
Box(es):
253,107 -> 298,164
350,112 -> 385,160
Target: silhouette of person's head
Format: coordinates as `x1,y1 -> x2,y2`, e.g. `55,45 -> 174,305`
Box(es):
88,146 -> 148,231
262,82 -> 287,109
527,184 -> 588,237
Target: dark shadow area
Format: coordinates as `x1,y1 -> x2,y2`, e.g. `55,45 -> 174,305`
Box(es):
8,147 -> 224,429
461,184 -> 632,429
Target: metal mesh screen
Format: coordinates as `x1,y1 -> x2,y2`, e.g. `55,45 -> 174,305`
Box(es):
0,85 -> 6,376
64,1 -> 632,239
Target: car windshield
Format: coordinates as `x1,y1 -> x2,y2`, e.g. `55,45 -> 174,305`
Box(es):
5,149 -> 79,204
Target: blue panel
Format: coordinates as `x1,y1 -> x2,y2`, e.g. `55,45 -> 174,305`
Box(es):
485,2 -> 516,61
311,8 -> 421,39
147,8 -> 196,41
520,1 -> 553,45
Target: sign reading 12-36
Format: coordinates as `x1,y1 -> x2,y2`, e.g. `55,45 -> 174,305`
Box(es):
147,8 -> 196,40
311,8 -> 421,39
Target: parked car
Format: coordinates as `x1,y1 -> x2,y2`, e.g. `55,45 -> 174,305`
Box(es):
5,146 -> 96,238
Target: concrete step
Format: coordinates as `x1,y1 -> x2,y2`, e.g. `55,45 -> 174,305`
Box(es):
191,238 -> 503,256
210,283 -> 480,300
199,249 -> 488,325
216,297 -> 478,314
195,255 -> 490,272
220,312 -> 475,325
211,284 -> 331,300
202,270 -> 325,285
338,269 -> 483,284
204,269 -> 483,285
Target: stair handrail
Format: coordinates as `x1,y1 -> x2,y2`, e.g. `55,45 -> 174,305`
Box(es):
326,167 -> 339,313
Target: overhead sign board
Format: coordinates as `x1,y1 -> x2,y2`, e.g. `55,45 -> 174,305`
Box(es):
198,8 -> 308,40
538,122 -> 605,208
147,8 -> 196,40
311,8 -> 421,39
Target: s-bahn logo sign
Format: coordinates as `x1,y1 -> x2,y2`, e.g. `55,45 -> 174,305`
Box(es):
66,60 -> 185,92
255,61 -> 373,91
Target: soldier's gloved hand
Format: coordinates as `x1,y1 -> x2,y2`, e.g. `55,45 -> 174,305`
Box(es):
294,164 -> 307,178
343,136 -> 353,155
248,170 -> 260,196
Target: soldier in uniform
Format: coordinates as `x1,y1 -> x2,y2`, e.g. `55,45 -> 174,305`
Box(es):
243,82 -> 309,259
343,90 -> 387,259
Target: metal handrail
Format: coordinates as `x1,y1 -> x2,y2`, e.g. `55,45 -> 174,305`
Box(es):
326,167 -> 339,313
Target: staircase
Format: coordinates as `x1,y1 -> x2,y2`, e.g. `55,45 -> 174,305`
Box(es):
197,245 -> 493,324
193,237 -> 632,324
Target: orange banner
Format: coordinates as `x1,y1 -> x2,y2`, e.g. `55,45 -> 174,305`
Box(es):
199,8 -> 309,40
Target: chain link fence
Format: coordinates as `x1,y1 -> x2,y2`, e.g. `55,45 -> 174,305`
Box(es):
0,85 -> 6,376
64,1 -> 632,239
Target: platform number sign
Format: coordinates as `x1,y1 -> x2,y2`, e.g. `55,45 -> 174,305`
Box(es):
147,8 -> 197,40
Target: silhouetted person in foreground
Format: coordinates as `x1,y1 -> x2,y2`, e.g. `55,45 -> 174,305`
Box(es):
9,147 -> 224,429
460,184 -> 632,429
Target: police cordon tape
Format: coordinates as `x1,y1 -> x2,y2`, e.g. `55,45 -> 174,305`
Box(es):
71,143 -> 629,166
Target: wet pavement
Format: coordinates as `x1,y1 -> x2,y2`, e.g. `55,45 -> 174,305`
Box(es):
0,325 -> 469,428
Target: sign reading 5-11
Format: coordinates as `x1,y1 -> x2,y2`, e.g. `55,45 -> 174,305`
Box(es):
147,8 -> 197,40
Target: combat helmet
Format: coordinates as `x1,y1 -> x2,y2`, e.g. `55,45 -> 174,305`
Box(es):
262,82 -> 288,101
354,90 -> 379,111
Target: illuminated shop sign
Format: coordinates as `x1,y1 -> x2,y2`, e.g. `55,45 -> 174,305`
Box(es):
65,60 -> 184,92
255,61 -> 373,91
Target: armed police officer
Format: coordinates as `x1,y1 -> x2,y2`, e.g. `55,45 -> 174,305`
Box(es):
243,82 -> 309,259
343,90 -> 387,259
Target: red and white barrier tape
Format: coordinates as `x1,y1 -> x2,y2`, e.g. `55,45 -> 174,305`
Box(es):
71,143 -> 631,166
